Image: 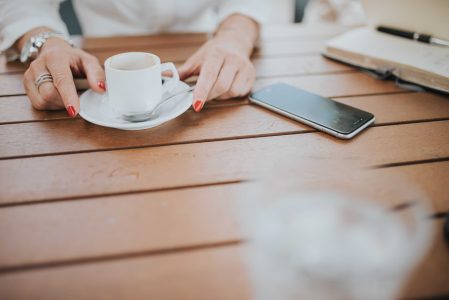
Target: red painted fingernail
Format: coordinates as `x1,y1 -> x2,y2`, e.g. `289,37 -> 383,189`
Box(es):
97,80 -> 106,91
66,105 -> 76,118
193,100 -> 204,112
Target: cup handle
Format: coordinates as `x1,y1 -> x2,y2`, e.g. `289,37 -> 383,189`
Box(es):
160,62 -> 180,95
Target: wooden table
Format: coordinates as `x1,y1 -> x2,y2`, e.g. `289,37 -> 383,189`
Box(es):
0,24 -> 448,299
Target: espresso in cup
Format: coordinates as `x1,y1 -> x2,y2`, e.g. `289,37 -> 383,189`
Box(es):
104,52 -> 179,117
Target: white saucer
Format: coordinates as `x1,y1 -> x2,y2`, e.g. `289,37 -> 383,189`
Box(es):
79,81 -> 192,130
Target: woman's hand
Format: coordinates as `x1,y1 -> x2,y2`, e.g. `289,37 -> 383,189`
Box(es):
178,14 -> 259,112
21,30 -> 105,117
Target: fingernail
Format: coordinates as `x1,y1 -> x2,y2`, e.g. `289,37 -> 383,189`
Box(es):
66,105 -> 77,118
193,100 -> 204,112
97,80 -> 106,91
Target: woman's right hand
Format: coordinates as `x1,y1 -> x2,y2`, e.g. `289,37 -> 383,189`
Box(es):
22,35 -> 106,117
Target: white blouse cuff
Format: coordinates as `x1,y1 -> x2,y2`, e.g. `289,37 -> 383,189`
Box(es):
0,17 -> 69,61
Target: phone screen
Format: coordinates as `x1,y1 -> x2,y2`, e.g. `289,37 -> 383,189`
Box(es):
250,83 -> 374,135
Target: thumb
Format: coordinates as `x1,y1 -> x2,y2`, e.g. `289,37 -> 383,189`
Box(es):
81,54 -> 106,93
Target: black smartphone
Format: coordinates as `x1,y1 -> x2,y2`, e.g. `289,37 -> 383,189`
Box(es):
249,83 -> 375,139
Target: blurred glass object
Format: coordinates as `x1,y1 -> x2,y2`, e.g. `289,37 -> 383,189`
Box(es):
239,163 -> 434,300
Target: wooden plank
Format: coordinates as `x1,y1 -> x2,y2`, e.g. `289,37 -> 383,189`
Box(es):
0,71 -> 404,98
0,25 -> 342,76
79,24 -> 343,52
401,220 -> 449,299
2,92 -> 449,158
0,184 -> 244,270
0,161 -> 447,270
260,24 -> 348,40
336,92 -> 449,124
0,95 -> 247,124
0,104 -> 307,158
89,44 -> 201,64
81,33 -> 208,51
392,162 -> 449,213
255,39 -> 326,57
3,90 -> 448,126
0,74 -> 24,96
1,121 -> 448,205
0,95 -> 68,124
0,245 -> 251,300
0,41 -> 328,77
0,56 -> 25,74
0,220 -> 446,300
0,35 -> 333,76
253,72 -> 403,97
87,41 -> 335,67
253,55 -> 352,77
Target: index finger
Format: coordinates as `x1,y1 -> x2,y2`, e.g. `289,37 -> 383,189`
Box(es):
47,57 -> 79,116
193,52 -> 225,108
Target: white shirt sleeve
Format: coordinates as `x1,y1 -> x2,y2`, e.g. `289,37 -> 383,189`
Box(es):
0,0 -> 69,58
216,0 -> 291,25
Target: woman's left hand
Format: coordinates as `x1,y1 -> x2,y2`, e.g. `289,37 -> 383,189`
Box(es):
178,29 -> 257,112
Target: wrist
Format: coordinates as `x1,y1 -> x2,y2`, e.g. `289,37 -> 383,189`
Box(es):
15,27 -> 52,53
19,30 -> 74,63
40,37 -> 73,53
214,14 -> 259,56
213,29 -> 255,56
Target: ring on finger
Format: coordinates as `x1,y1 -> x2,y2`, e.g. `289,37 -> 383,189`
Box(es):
35,73 -> 53,90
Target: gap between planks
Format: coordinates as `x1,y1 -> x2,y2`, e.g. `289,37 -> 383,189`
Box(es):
1,116 -> 448,161
0,240 -> 242,275
1,147 -> 449,209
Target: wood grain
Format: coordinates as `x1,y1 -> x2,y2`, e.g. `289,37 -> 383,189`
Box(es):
0,32 -> 333,75
260,24 -> 348,40
0,184 -> 245,270
253,55 -> 352,78
0,95 -> 68,124
402,220 -> 449,299
0,24 -> 345,76
0,56 -> 24,74
0,37 -> 327,76
0,73 -> 24,96
1,121 -> 449,205
1,27 -> 448,300
390,161 -> 449,213
0,245 -> 251,300
0,222 -> 446,300
253,72 -> 404,97
3,91 -> 448,126
254,39 -> 326,57
85,38 -> 329,63
336,92 -> 449,124
0,161 -> 447,270
2,92 -> 449,159
81,33 -> 208,51
0,71 -> 404,98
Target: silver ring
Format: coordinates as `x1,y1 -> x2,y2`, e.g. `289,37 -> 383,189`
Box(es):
35,73 -> 53,90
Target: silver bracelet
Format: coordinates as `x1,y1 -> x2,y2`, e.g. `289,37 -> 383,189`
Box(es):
20,31 -> 74,63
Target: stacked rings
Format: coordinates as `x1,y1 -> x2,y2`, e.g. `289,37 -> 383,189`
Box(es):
35,73 -> 53,90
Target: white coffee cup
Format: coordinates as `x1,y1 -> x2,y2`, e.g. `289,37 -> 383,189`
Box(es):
104,52 -> 179,117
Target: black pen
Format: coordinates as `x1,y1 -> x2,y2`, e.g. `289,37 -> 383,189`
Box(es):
377,26 -> 449,47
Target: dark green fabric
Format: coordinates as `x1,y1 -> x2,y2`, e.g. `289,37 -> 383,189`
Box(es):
295,0 -> 310,22
59,0 -> 82,35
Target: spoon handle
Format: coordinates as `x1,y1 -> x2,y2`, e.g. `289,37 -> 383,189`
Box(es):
160,85 -> 196,106
122,84 -> 195,123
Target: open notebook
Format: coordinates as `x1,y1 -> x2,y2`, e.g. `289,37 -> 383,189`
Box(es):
323,27 -> 449,94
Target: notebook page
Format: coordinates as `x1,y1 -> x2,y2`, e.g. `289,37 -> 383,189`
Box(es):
326,27 -> 449,78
